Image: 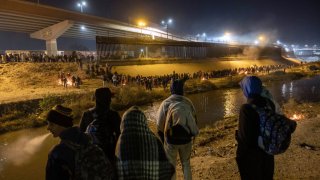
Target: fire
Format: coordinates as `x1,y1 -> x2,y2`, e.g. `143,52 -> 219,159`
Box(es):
290,113 -> 304,121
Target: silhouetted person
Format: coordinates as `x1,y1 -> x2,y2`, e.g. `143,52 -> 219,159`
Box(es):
236,76 -> 274,180
116,106 -> 175,179
46,105 -> 114,180
79,88 -> 121,165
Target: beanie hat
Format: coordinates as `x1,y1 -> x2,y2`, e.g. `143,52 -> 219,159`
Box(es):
170,79 -> 184,95
46,105 -> 73,128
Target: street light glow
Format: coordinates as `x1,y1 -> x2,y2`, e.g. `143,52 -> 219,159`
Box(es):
258,35 -> 265,41
77,1 -> 86,13
138,21 -> 146,27
161,18 -> 173,39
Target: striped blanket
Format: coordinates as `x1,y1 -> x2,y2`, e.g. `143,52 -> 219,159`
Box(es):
115,106 -> 175,179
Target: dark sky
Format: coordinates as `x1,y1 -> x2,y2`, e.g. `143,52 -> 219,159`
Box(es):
1,0 -> 319,50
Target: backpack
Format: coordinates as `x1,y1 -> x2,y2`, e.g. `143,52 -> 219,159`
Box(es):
85,111 -> 117,161
62,140 -> 114,180
251,102 -> 297,155
165,101 -> 196,145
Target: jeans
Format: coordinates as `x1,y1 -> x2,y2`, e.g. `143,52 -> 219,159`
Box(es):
164,141 -> 192,180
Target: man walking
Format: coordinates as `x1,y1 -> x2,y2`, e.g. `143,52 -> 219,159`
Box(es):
156,79 -> 199,180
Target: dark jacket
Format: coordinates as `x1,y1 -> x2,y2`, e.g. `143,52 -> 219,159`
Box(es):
79,107 -> 121,135
46,127 -> 91,180
236,95 -> 275,180
79,107 -> 121,162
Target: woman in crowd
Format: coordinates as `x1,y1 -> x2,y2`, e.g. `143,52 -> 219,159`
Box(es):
115,106 -> 175,179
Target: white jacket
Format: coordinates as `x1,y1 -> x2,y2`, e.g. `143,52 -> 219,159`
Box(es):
156,94 -> 199,137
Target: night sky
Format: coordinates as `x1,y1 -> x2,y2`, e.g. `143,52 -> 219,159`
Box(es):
1,0 -> 319,50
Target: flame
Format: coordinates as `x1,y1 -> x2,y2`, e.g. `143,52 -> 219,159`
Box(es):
290,113 -> 304,121
58,78 -> 73,86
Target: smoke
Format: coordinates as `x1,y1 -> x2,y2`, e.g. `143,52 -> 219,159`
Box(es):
243,46 -> 260,60
2,133 -> 50,166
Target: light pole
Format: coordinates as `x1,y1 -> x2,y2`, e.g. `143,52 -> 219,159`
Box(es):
77,1 -> 86,13
202,33 -> 206,42
137,21 -> 146,37
161,18 -> 172,39
196,34 -> 200,41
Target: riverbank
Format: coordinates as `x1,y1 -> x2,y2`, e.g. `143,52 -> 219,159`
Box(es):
0,60 -> 319,135
171,101 -> 320,179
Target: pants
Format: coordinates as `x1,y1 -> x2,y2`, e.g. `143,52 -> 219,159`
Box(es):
164,142 -> 192,180
236,146 -> 274,180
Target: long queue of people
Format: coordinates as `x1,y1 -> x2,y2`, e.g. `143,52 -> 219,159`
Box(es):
45,75 -> 297,180
1,53 -> 95,63
101,64 -> 293,91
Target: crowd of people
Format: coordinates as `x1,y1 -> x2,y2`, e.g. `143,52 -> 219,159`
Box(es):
58,72 -> 82,88
56,61 -> 293,91
46,80 -> 198,180
0,53 -> 95,63
98,64 -> 293,91
46,74 -> 297,180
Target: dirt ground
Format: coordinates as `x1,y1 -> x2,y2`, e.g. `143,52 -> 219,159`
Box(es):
175,104 -> 320,179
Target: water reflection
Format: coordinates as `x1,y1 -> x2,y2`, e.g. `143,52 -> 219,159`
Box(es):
289,82 -> 293,98
276,76 -> 320,103
200,95 -> 209,113
188,89 -> 245,128
223,90 -> 238,118
281,84 -> 287,98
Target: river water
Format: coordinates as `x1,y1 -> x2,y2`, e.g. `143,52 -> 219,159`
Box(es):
1,76 -> 320,179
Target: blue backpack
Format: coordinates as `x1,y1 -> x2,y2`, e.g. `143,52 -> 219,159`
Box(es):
251,102 -> 297,155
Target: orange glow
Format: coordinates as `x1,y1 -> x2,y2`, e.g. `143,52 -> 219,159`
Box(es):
258,35 -> 265,41
137,20 -> 146,27
290,113 -> 304,121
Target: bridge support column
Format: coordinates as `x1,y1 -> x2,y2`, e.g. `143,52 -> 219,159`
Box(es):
46,39 -> 58,56
30,20 -> 74,56
146,46 -> 148,58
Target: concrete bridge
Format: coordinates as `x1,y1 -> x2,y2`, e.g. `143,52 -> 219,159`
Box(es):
0,0 -> 282,61
96,36 -> 282,60
0,0 -> 183,55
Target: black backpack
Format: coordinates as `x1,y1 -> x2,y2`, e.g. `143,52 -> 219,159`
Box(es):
85,111 -> 118,161
251,102 -> 297,155
62,140 -> 114,180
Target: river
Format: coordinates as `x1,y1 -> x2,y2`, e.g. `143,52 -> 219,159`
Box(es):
1,76 -> 320,179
